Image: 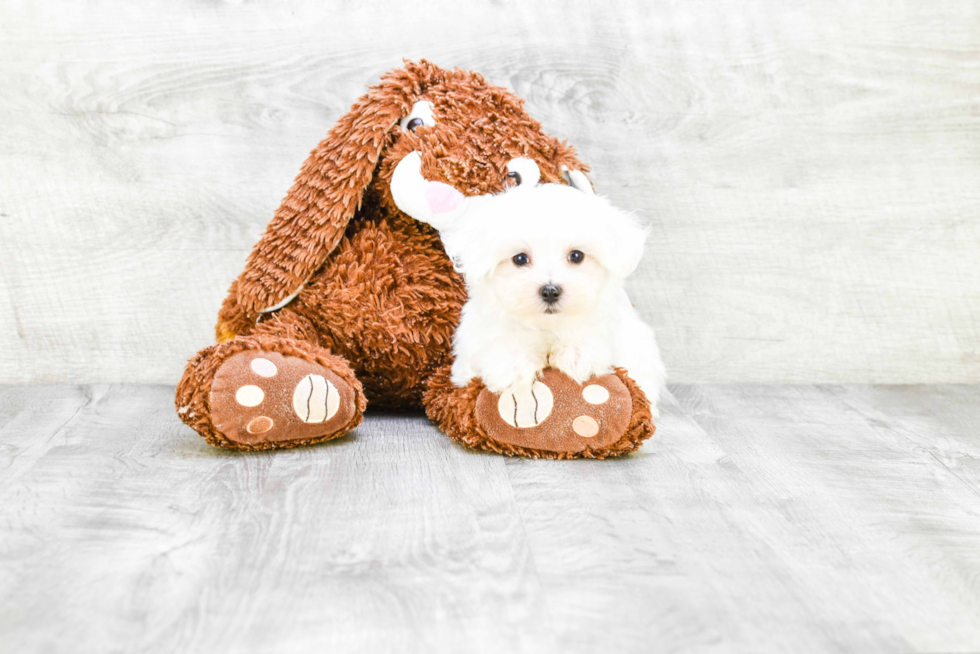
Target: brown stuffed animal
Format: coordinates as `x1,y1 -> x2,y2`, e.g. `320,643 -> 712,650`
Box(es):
175,60 -> 655,459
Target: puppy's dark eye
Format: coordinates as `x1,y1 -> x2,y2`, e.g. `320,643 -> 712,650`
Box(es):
568,250 -> 585,264
406,117 -> 425,132
504,171 -> 522,187
512,253 -> 530,267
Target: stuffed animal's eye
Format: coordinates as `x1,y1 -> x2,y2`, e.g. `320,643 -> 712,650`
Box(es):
506,158 -> 541,187
512,253 -> 530,267
399,101 -> 436,133
568,250 -> 585,264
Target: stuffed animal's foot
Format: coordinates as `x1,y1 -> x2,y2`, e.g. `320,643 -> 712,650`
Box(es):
177,336 -> 366,451
475,368 -> 644,457
208,350 -> 359,447
425,366 -> 655,459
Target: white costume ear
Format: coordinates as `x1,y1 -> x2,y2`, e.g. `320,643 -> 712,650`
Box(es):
562,165 -> 595,195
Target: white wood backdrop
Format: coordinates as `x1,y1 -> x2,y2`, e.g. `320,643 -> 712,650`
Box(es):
1,0 -> 979,384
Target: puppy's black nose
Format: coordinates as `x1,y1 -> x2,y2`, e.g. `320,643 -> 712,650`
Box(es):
539,284 -> 562,304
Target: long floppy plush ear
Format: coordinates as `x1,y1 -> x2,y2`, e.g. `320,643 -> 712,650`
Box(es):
216,62 -> 440,339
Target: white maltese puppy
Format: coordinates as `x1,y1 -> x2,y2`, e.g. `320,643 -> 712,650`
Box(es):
442,183 -> 666,418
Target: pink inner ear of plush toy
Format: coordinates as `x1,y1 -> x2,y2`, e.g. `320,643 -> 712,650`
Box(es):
425,181 -> 464,214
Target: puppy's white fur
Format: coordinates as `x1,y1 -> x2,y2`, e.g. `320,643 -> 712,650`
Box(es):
443,183 -> 666,418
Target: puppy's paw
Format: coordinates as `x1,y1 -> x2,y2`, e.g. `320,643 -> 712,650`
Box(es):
450,358 -> 478,388
548,345 -> 612,386
479,359 -> 542,397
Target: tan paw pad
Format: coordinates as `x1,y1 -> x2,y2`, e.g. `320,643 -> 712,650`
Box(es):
247,416 -> 274,434
572,415 -> 600,437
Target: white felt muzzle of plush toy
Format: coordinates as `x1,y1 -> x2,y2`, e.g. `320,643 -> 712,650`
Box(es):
389,146 -> 550,232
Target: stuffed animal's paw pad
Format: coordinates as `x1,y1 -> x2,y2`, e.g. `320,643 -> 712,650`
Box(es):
250,357 -> 278,377
572,415 -> 600,437
582,384 -> 609,404
246,415 -> 274,434
474,369 -> 634,455
496,381 -> 553,428
235,385 -> 265,406
209,350 -> 357,446
292,374 -> 340,423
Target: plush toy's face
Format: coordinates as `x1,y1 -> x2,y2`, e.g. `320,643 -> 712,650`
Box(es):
218,61 -> 601,341
380,73 -> 595,231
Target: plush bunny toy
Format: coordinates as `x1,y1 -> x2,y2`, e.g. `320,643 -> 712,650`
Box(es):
176,60 -> 656,459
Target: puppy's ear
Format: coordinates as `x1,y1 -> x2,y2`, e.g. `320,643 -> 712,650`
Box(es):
224,61 -> 441,332
439,219 -> 499,284
597,201 -> 650,279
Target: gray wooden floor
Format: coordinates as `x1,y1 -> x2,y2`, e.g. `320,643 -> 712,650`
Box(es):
1,384 -> 979,653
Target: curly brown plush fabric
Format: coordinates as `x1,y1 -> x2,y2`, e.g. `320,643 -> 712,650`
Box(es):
175,60 -> 656,458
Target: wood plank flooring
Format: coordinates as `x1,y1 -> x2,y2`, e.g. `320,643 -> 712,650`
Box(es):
1,384 -> 978,653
